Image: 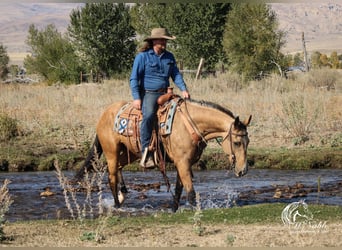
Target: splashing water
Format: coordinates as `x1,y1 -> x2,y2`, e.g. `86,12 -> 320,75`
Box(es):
200,186 -> 240,209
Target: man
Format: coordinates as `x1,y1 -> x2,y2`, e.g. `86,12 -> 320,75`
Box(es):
130,28 -> 190,168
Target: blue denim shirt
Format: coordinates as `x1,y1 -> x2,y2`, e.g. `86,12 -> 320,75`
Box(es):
129,49 -> 187,100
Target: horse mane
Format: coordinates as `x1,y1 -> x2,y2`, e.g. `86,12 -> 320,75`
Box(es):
188,99 -> 235,119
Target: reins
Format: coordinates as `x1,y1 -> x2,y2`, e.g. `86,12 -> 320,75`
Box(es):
178,99 -> 208,147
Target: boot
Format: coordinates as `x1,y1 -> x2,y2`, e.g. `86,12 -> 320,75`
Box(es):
140,148 -> 157,169
144,155 -> 156,169
139,148 -> 148,168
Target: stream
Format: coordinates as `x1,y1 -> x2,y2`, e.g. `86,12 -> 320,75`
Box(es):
0,169 -> 341,222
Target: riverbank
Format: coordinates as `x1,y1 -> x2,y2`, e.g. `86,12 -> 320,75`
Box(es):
1,204 -> 341,247
0,135 -> 341,172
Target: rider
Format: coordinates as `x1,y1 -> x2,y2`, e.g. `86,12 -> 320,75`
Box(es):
129,27 -> 190,168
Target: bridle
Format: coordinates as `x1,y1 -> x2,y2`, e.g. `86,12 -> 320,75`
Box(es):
221,122 -> 248,171
180,99 -> 248,171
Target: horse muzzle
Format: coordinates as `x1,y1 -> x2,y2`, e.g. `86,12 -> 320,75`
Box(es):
236,170 -> 246,177
234,163 -> 248,177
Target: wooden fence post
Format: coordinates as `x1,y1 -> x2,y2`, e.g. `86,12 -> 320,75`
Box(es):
302,32 -> 309,72
195,58 -> 205,80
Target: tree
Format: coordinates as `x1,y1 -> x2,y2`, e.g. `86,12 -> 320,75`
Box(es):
311,51 -> 322,69
130,3 -> 231,70
223,3 -> 286,80
293,52 -> 304,67
68,3 -> 136,78
330,51 -> 339,69
319,53 -> 329,67
24,24 -> 82,84
0,43 -> 9,80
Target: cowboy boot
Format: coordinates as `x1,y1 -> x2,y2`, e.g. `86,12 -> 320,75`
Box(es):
140,148 -> 157,169
144,154 -> 156,169
139,148 -> 149,168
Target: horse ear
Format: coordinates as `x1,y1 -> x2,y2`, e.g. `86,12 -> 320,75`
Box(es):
234,116 -> 240,127
243,115 -> 252,127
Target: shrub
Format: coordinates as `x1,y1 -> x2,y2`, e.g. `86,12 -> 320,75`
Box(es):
0,113 -> 19,142
278,93 -> 322,143
307,69 -> 338,90
0,179 -> 13,242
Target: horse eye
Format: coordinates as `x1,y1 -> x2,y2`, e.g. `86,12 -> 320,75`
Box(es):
233,142 -> 241,147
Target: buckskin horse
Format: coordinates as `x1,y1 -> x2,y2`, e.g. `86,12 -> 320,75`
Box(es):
75,95 -> 252,212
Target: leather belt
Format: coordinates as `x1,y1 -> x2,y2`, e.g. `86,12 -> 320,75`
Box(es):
145,88 -> 167,93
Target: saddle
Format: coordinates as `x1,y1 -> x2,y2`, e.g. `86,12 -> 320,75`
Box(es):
113,94 -> 181,156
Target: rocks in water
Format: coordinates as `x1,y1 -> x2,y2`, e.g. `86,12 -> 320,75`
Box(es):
40,187 -> 55,197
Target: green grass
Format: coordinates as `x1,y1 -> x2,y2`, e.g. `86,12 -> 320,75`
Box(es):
1,140 -> 341,172
101,203 -> 342,227
12,203 -> 339,228
248,146 -> 342,169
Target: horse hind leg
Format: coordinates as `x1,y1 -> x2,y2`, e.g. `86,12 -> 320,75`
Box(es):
107,157 -> 122,208
117,146 -> 138,194
117,169 -> 128,193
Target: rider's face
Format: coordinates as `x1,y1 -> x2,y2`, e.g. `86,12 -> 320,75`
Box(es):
153,39 -> 167,55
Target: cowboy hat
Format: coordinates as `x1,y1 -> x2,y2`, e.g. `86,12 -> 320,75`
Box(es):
144,28 -> 176,41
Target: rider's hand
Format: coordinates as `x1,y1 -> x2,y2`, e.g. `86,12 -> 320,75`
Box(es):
182,90 -> 190,99
133,99 -> 141,110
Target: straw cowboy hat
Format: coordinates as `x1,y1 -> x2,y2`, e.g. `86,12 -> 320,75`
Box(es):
144,28 -> 176,41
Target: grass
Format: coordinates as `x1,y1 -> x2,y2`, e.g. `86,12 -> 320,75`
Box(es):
106,203 -> 342,226
0,179 -> 12,242
1,203 -> 341,247
247,146 -> 342,169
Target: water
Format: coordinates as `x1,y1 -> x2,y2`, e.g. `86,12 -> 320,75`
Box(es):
0,169 -> 341,222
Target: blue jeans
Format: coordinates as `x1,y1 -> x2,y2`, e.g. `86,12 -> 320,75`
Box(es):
140,91 -> 163,154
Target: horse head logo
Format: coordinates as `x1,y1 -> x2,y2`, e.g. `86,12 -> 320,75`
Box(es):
281,200 -> 313,225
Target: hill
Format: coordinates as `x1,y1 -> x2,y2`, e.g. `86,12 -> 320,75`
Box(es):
272,2 -> 342,54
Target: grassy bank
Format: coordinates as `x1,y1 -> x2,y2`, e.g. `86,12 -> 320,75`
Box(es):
0,69 -> 341,172
1,203 -> 341,247
1,135 -> 341,172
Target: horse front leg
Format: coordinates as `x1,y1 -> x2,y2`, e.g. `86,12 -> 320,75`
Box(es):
174,163 -> 196,211
172,172 -> 183,212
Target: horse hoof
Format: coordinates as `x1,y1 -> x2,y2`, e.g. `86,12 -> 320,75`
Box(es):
118,191 -> 125,205
178,203 -> 195,212
172,206 -> 178,213
121,186 -> 128,193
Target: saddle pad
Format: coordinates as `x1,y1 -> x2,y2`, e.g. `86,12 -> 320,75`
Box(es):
158,98 -> 179,135
113,103 -> 142,136
113,98 -> 179,137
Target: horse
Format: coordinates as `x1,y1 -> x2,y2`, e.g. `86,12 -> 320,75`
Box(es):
75,96 -> 252,212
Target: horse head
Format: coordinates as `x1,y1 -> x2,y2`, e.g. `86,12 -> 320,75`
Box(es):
221,115 -> 252,177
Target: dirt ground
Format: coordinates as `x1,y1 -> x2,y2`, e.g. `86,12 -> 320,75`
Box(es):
2,221 -> 341,247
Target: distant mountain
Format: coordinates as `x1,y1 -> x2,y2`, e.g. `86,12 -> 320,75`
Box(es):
0,3 -> 83,53
271,2 -> 342,54
0,3 -> 341,57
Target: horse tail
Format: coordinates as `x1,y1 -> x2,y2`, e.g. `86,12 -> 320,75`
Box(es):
74,134 -> 103,180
